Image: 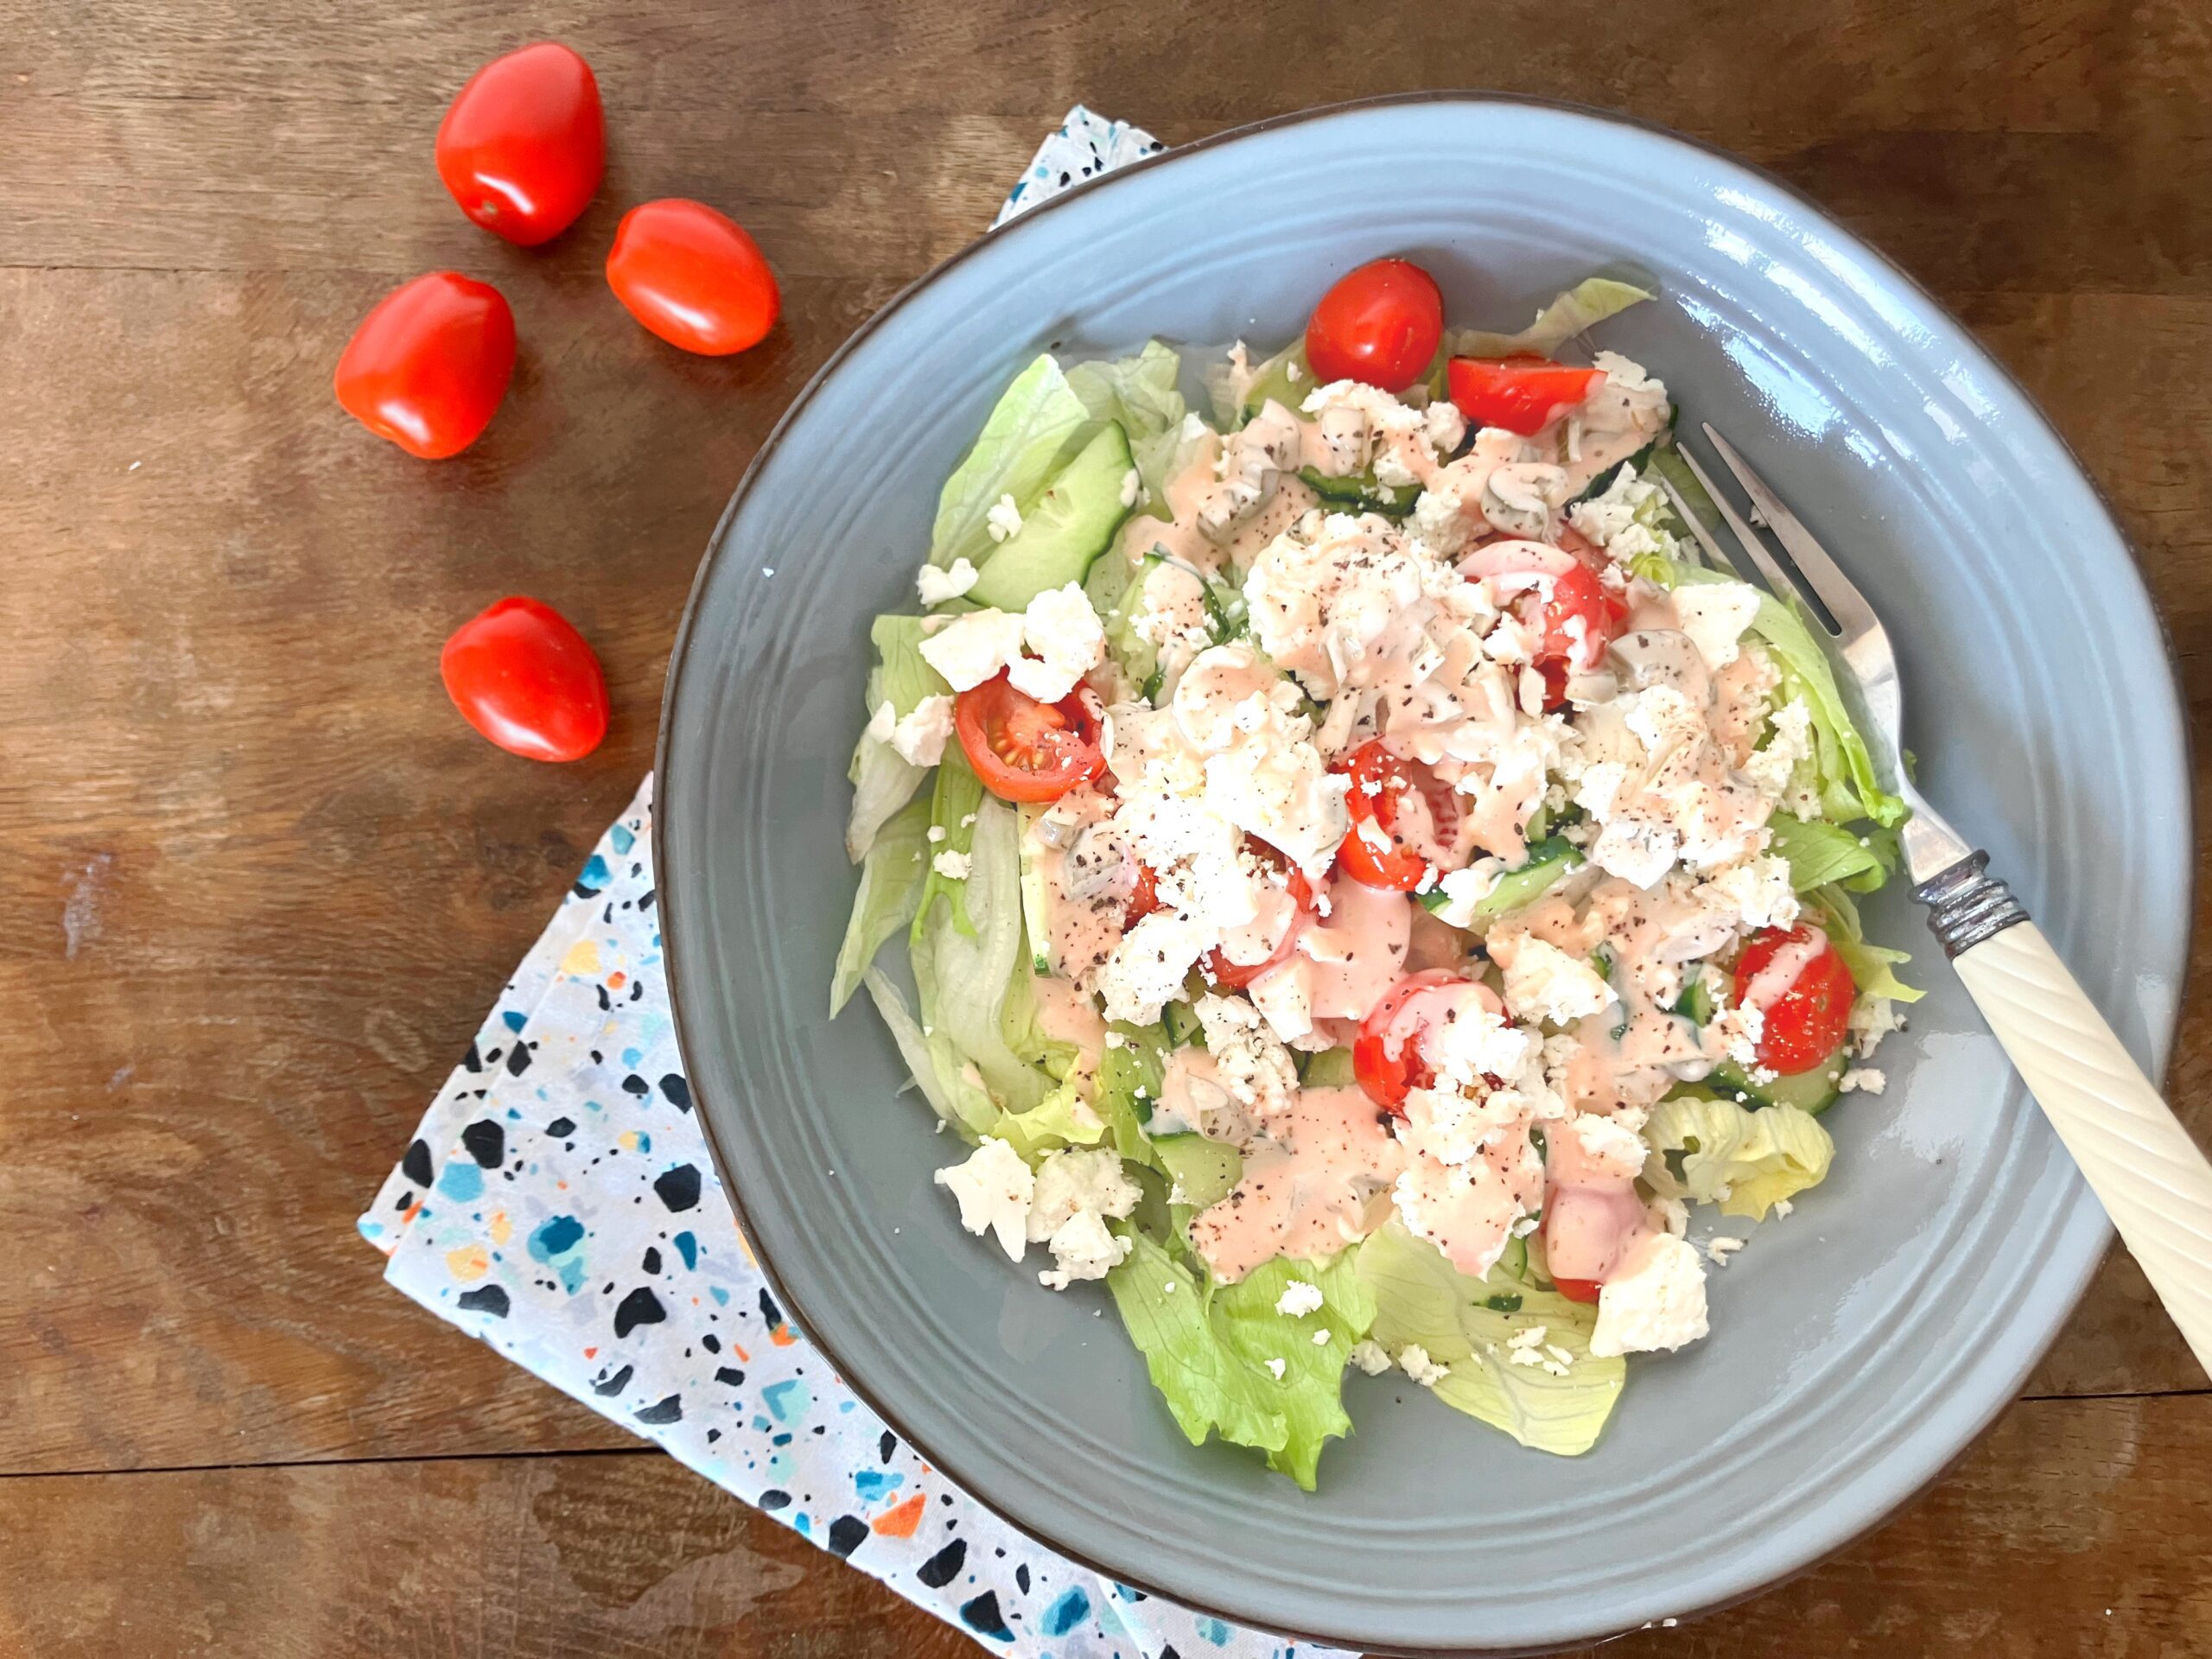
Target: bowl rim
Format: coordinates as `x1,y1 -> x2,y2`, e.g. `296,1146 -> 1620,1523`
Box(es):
655,88 -> 2191,1654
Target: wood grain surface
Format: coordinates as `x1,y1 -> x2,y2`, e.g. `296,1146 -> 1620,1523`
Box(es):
3,0 -> 2208,1652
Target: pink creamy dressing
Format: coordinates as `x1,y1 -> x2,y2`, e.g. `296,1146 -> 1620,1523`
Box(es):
1187,1084 -> 1403,1282
1541,1124 -> 1651,1281
1741,930 -> 1827,1014
1247,873 -> 1409,1041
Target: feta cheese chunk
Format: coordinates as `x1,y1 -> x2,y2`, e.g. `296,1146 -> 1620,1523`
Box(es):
889,694 -> 955,766
918,607 -> 1027,691
1008,582 -> 1107,703
1027,1147 -> 1141,1289
1589,1233 -> 1710,1357
916,556 -> 981,606
935,1137 -> 1033,1261
985,493 -> 1024,543
1672,581 -> 1763,671
931,849 -> 971,880
1397,1344 -> 1450,1387
1489,932 -> 1618,1026
1349,1338 -> 1392,1376
1840,1066 -> 1886,1095
1274,1279 -> 1325,1319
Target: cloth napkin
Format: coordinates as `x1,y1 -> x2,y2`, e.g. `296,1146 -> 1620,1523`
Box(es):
360,112 -> 1349,1659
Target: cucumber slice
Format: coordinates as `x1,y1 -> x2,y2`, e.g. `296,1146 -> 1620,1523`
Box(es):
1298,465 -> 1416,519
1016,805 -> 1054,975
1161,999 -> 1203,1048
1421,836 -> 1584,925
967,422 -> 1137,610
1151,1133 -> 1243,1211
1706,1049 -> 1847,1116
1299,1046 -> 1357,1088
1673,970 -> 1717,1027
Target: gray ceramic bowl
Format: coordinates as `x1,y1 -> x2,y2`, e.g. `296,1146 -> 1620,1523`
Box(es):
658,96 -> 2190,1653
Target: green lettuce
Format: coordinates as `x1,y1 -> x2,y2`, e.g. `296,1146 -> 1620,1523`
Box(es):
1766,814 -> 1895,895
991,1075 -> 1110,1160
930,354 -> 1091,571
1450,276 -> 1654,359
846,615 -> 952,861
910,746 -> 986,941
1067,340 -> 1188,511
1355,1221 -> 1625,1457
830,797 -> 931,1015
861,968 -> 997,1137
1809,886 -> 1923,1004
1672,566 -> 1906,830
1107,1235 -> 1374,1490
1643,1094 -> 1834,1221
910,795 -> 1055,1115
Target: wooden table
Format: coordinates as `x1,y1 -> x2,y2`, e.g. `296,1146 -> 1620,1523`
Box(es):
5,2 -> 2209,1652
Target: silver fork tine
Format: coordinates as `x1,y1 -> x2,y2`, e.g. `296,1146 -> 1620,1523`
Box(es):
1653,474 -> 1746,580
1670,445 -> 1807,608
1701,425 -> 1881,642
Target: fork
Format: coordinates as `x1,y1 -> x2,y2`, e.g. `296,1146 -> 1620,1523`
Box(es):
1659,428 -> 2212,1379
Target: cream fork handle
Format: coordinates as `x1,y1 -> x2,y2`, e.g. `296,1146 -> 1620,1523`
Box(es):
1948,919 -> 2212,1379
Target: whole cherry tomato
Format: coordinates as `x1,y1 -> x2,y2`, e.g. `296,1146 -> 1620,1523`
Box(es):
1446,357 -> 1603,435
953,672 -> 1105,803
334,272 -> 516,459
435,41 -> 605,246
1353,970 -> 1503,1115
441,597 -> 609,762
606,200 -> 781,356
1733,925 -> 1857,1074
1332,741 -> 1461,892
1305,257 -> 1444,392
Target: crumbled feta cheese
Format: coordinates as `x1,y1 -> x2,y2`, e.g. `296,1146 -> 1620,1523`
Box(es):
1840,1066 -> 1886,1095
1672,581 -> 1763,671
890,694 -> 955,766
864,700 -> 897,745
1312,1327 -> 1332,1345
1265,1357 -> 1287,1380
918,607 -> 1027,691
1773,1198 -> 1795,1219
1701,855 -> 1800,933
1194,993 -> 1300,1119
1489,932 -> 1618,1026
1119,467 -> 1142,508
1589,1233 -> 1710,1357
1398,1344 -> 1449,1387
1274,1279 -> 1325,1319
1425,857 -> 1504,928
1027,1147 -> 1141,1288
916,556 -> 981,607
1706,1235 -> 1745,1266
1745,699 -> 1815,803
926,824 -> 946,843
985,493 -> 1024,543
1350,1339 -> 1392,1376
1563,1111 -> 1649,1181
931,849 -> 971,880
934,1137 -> 1033,1260
1652,1195 -> 1690,1237
1008,582 -> 1106,702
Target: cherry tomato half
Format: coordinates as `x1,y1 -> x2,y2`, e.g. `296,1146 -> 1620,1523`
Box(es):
1126,862 -> 1162,926
1353,970 -> 1503,1115
1332,741 -> 1461,892
436,41 -> 605,246
1204,841 -> 1318,989
1305,258 -> 1444,392
1551,1276 -> 1604,1305
954,672 -> 1105,804
440,596 -> 609,762
334,272 -> 516,459
1733,924 -> 1857,1075
606,199 -> 781,356
1446,356 -> 1604,435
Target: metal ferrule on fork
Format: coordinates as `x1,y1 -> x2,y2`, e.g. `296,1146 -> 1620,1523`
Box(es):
1911,851 -> 2031,960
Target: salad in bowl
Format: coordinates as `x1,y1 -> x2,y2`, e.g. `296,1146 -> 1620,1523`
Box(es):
832,261 -> 1917,1488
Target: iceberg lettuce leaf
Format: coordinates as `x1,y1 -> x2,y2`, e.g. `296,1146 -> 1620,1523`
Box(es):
830,796 -> 932,1015
1355,1221 -> 1624,1457
1450,277 -> 1655,359
1642,1094 -> 1834,1221
931,354 -> 1091,571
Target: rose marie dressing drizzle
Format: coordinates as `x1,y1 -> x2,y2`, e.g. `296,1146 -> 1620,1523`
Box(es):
1027,359 -> 1745,1287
